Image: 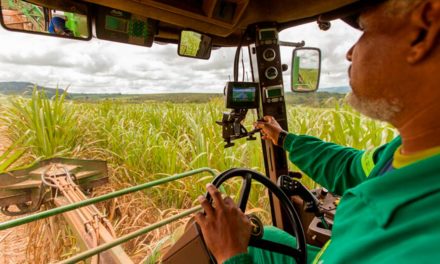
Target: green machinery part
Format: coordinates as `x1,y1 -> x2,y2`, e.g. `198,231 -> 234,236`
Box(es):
0,156 -> 217,263
292,56 -> 300,87
0,166 -> 217,230
64,12 -> 88,37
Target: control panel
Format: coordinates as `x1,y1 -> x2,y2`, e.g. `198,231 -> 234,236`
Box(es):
254,27 -> 286,114
254,26 -> 288,141
258,28 -> 279,45
263,85 -> 284,103
253,25 -> 290,229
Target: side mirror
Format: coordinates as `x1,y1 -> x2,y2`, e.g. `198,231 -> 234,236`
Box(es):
0,0 -> 91,40
291,48 -> 321,93
178,30 -> 212,60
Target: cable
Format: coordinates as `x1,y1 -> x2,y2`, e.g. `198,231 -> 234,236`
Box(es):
247,45 -> 255,82
241,47 -> 245,81
233,30 -> 247,81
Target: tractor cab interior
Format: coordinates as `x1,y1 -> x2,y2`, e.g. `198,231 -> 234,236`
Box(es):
0,0 -> 373,263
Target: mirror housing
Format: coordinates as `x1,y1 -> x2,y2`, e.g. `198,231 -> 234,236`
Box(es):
0,0 -> 91,40
291,47 -> 321,93
178,30 -> 212,60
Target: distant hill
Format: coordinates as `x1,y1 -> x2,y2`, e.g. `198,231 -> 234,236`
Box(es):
319,86 -> 350,94
0,82 -> 65,97
0,81 -> 346,106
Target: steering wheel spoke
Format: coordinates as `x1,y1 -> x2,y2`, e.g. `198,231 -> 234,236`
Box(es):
237,173 -> 252,212
249,238 -> 304,260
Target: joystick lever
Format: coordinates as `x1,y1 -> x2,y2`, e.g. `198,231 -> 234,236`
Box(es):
277,175 -> 330,229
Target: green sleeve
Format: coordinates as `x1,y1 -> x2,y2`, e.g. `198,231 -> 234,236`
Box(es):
283,134 -> 385,195
223,253 -> 252,264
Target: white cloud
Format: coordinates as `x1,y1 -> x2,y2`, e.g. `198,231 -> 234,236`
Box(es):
0,20 -> 360,93
280,20 -> 361,89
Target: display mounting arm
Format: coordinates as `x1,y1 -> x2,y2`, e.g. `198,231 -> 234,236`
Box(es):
279,40 -> 305,47
216,109 -> 260,148
216,82 -> 261,148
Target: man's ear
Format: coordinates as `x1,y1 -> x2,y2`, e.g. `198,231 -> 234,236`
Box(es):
407,0 -> 440,63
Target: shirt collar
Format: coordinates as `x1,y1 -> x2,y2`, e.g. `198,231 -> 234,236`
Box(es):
393,145 -> 440,169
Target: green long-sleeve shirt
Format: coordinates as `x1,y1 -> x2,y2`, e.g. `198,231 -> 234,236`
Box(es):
225,134 -> 440,263
283,134 -> 387,195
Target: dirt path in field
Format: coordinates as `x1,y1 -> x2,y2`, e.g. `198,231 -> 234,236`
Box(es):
0,126 -> 30,264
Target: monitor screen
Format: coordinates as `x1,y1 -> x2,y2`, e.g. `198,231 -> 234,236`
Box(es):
260,29 -> 277,41
226,82 -> 260,109
232,87 -> 256,103
96,7 -> 156,47
105,15 -> 128,33
267,88 -> 282,98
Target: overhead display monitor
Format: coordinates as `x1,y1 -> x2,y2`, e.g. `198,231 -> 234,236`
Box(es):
96,6 -> 157,47
225,82 -> 260,109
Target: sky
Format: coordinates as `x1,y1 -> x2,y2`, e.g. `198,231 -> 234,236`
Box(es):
0,20 -> 360,94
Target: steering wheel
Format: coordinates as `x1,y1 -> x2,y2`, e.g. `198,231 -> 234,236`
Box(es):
205,168 -> 307,264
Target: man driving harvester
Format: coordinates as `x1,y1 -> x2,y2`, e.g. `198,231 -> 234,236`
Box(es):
195,0 -> 440,263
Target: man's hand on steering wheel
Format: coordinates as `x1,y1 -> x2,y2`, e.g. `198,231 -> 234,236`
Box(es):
195,183 -> 253,263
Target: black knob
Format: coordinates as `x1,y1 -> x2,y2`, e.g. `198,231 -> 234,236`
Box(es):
288,171 -> 302,179
320,188 -> 328,198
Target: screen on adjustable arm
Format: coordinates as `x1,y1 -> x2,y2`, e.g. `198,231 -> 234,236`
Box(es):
225,82 -> 260,109
232,87 -> 256,103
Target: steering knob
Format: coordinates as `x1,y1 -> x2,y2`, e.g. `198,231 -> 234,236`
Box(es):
248,214 -> 264,239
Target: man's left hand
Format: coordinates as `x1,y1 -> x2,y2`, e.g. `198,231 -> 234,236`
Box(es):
194,184 -> 252,263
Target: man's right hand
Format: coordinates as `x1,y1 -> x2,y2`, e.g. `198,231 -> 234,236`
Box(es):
194,184 -> 252,263
254,116 -> 285,146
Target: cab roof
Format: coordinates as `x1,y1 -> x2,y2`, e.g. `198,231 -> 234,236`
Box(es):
82,0 -> 362,46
